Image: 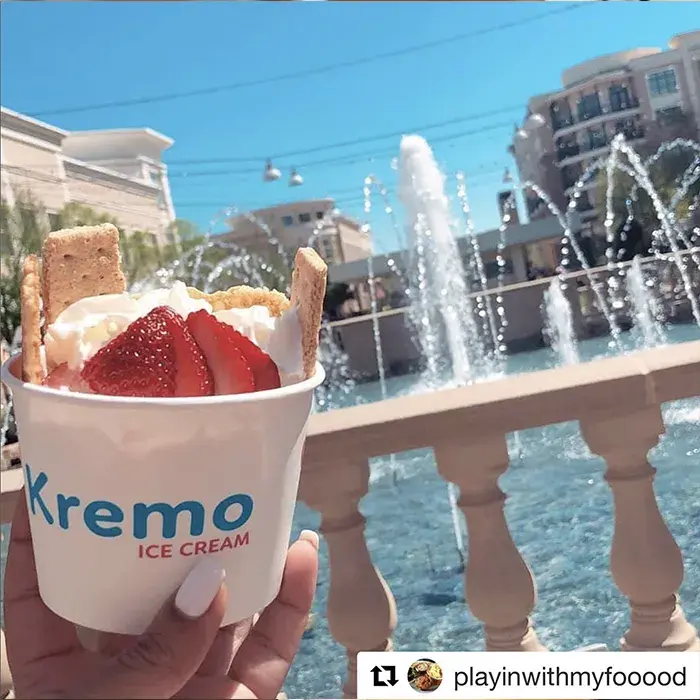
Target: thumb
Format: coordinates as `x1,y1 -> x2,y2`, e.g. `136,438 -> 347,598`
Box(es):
80,558 -> 227,699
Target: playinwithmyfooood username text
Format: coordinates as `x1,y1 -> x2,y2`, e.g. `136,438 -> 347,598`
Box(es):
356,651 -> 700,699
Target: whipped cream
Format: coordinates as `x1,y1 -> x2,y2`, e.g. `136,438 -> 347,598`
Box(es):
44,281 -> 304,383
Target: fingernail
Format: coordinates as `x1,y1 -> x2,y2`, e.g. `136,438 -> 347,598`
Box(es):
174,558 -> 225,620
299,529 -> 319,550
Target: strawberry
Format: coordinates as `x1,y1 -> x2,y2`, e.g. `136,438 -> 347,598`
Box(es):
45,364 -> 91,393
225,326 -> 281,392
186,310 -> 256,395
81,306 -> 213,398
164,309 -> 215,397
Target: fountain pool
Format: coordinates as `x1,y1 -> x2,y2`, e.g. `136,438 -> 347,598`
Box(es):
285,322 -> 700,698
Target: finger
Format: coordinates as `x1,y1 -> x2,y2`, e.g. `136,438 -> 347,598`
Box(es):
78,558 -> 227,699
228,531 -> 319,698
195,617 -> 253,677
173,617 -> 256,698
3,490 -> 83,668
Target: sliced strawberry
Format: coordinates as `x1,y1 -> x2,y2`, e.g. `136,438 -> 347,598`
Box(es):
186,310 -> 255,395
81,306 -> 213,398
225,327 -> 280,392
161,308 -> 214,397
45,363 -> 91,393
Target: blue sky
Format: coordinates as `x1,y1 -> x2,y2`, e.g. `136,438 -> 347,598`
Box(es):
1,1 -> 697,253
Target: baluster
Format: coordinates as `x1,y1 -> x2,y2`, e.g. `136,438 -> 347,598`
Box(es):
299,455 -> 397,698
581,406 -> 699,651
434,435 -> 546,651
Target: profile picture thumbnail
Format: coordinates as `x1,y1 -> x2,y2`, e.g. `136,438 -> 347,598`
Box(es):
408,658 -> 443,692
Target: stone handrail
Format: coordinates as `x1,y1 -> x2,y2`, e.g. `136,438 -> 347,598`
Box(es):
2,341 -> 700,698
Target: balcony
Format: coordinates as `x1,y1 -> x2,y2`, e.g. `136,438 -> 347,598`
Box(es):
1,259 -> 699,698
610,98 -> 640,114
555,143 -> 581,163
554,104 -> 643,139
552,115 -> 576,134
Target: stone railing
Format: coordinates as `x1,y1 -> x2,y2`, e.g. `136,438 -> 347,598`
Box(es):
298,340 -> 700,695
1,341 -> 700,698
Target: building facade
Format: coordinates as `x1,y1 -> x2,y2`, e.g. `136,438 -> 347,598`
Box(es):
327,214 -> 565,316
1,107 -> 177,247
221,198 -> 371,266
509,31 -> 700,238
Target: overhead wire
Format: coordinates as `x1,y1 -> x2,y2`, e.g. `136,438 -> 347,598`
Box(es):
26,3 -> 588,117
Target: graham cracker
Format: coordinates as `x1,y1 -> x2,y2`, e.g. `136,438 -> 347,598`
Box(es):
20,255 -> 45,385
290,247 -> 327,379
187,285 -> 290,317
41,223 -> 126,324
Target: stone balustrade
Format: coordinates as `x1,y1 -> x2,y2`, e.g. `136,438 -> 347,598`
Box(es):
299,340 -> 700,695
1,341 -> 699,699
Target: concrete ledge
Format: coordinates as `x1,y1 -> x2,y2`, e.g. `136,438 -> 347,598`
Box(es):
304,341 -> 700,464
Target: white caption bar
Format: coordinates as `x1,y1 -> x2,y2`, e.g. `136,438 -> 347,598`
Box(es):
356,651 -> 700,699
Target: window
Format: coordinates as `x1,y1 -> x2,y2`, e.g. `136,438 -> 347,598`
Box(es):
647,68 -> 678,97
555,136 -> 579,161
614,117 -> 644,140
281,215 -> 294,226
316,211 -> 325,220
549,99 -> 574,131
609,83 -> 635,112
656,106 -> 684,127
299,212 -> 312,223
577,92 -> 602,122
586,124 -> 607,151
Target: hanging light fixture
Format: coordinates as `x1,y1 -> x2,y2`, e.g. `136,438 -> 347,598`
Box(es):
289,168 -> 303,187
263,159 -> 281,182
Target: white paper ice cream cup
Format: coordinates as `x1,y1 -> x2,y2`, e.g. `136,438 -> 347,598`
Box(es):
1,354 -> 325,635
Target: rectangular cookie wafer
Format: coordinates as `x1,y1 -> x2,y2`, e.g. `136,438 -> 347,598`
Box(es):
290,247 -> 327,379
42,223 -> 126,324
20,254 -> 45,385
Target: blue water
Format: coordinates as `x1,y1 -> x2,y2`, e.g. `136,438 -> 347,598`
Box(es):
1,325 -> 699,699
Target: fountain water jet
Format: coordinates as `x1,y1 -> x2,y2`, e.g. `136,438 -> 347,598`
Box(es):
398,134 -> 499,386
543,279 -> 580,366
627,256 -> 667,349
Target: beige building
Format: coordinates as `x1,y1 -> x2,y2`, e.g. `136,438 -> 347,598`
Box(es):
510,30 -> 700,237
1,106 -> 177,247
221,198 -> 371,266
329,215 -> 564,296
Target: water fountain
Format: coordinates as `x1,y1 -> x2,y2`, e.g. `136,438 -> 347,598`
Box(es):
626,255 -> 668,349
397,135 -> 500,387
543,278 -> 580,366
